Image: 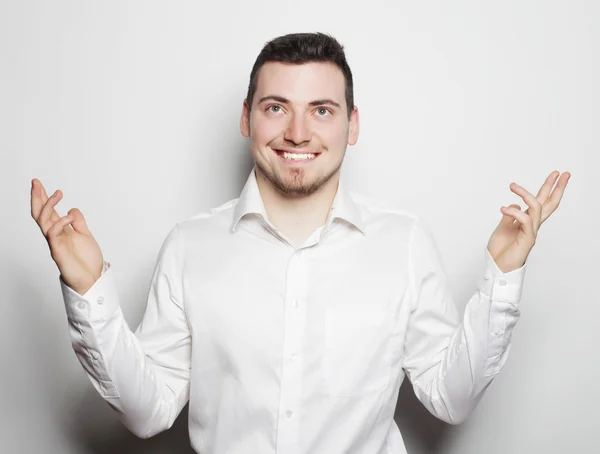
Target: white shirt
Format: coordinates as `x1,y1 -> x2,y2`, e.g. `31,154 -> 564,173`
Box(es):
60,166 -> 526,454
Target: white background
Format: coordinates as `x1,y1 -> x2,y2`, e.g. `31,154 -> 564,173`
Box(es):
3,0 -> 597,453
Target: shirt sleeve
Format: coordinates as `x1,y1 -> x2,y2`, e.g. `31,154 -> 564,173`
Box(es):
401,216 -> 526,424
59,223 -> 191,438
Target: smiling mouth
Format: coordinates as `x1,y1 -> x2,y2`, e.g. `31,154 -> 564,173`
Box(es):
274,149 -> 320,161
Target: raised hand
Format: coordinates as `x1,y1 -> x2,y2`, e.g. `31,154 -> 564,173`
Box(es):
487,170 -> 571,273
30,178 -> 104,295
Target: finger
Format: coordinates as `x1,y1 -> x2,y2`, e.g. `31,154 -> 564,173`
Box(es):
47,214 -> 75,242
499,204 -> 521,227
68,208 -> 92,236
38,179 -> 61,223
510,182 -> 542,230
541,171 -> 571,224
31,179 -> 42,219
38,189 -> 64,236
535,171 -> 560,203
30,178 -> 49,219
31,179 -> 60,224
501,205 -> 536,240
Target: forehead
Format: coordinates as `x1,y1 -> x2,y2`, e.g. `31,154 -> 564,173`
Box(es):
255,61 -> 346,104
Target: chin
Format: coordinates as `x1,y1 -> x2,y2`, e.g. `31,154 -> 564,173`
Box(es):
265,165 -> 341,198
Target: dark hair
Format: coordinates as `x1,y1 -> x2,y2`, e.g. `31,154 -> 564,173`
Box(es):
246,32 -> 354,119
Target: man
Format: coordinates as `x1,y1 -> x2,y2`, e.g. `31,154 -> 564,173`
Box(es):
31,33 -> 570,454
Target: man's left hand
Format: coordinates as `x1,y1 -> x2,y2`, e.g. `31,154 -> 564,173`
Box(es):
487,170 -> 571,273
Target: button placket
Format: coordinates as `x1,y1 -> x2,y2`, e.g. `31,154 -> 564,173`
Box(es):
275,249 -> 306,449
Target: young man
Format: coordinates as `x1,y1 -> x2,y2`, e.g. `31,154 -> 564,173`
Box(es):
31,33 -> 570,454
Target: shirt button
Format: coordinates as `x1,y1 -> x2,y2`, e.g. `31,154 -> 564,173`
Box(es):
290,353 -> 297,361
484,272 -> 491,280
499,279 -> 507,286
494,329 -> 502,335
293,299 -> 299,308
97,296 -> 104,305
285,410 -> 294,418
77,301 -> 86,310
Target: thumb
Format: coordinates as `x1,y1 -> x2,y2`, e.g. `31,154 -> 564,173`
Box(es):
68,208 -> 92,235
499,203 -> 521,226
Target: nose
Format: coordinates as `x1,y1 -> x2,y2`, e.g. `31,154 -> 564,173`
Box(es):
284,113 -> 311,145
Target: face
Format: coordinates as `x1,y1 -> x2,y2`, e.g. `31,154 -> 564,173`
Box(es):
240,61 -> 359,197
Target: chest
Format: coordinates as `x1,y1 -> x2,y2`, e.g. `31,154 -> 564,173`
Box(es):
181,232 -> 413,358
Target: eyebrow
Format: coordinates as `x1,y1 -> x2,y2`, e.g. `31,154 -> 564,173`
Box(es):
257,95 -> 341,109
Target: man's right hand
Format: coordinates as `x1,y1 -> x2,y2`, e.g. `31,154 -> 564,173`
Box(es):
30,178 -> 104,295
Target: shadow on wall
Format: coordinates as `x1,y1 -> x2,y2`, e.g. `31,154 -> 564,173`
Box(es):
68,388 -> 194,454
395,379 -> 454,453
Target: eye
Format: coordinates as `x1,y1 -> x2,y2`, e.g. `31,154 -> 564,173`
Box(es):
316,107 -> 332,116
267,105 -> 282,113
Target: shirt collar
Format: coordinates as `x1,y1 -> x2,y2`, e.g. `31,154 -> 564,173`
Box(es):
231,166 -> 366,235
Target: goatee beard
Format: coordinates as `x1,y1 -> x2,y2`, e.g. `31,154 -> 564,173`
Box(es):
255,158 -> 343,197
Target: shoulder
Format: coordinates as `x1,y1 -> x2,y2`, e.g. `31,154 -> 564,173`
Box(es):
173,197 -> 239,238
351,190 -> 421,235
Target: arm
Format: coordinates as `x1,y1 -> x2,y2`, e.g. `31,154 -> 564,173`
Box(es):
402,216 -> 526,424
60,224 -> 191,438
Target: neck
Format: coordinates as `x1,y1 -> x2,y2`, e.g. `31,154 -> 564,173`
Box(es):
255,168 -> 340,247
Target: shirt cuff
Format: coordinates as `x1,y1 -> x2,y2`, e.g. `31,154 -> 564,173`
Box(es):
60,261 -> 120,323
477,248 -> 527,304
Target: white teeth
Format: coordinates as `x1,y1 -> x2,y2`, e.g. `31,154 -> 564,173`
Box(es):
282,152 -> 316,160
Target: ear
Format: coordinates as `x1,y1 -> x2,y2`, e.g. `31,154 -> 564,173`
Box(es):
240,99 -> 250,138
347,105 -> 359,146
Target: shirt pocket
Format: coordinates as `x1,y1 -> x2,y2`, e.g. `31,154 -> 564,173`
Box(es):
323,303 -> 392,398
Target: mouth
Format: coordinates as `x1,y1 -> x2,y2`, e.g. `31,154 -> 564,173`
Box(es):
273,148 -> 321,164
